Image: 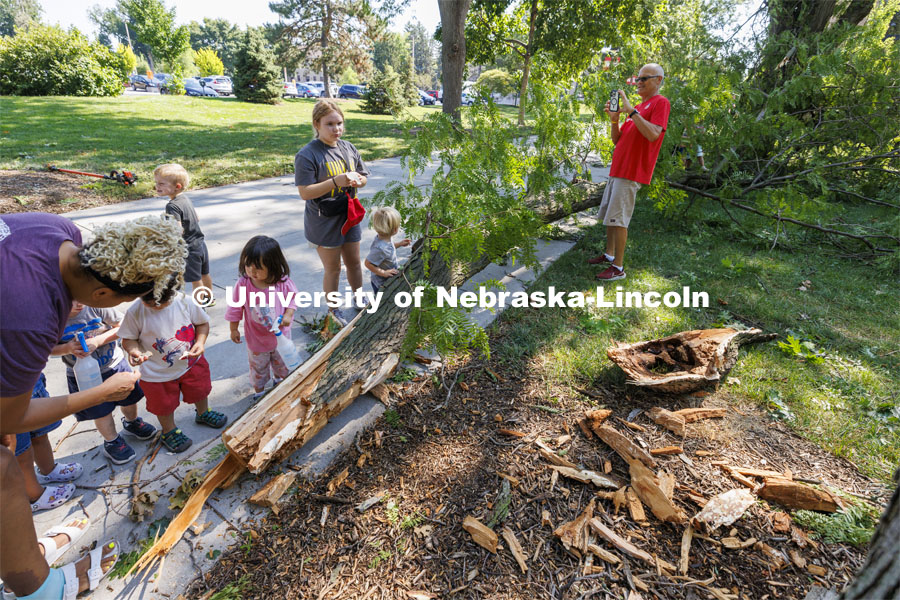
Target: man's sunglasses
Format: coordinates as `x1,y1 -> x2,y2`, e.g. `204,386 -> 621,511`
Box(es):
633,75 -> 662,83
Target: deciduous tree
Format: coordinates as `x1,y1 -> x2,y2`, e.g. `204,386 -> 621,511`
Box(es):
269,0 -> 380,98
0,0 -> 41,36
121,0 -> 189,68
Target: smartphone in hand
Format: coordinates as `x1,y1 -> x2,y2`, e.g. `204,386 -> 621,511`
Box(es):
609,90 -> 619,113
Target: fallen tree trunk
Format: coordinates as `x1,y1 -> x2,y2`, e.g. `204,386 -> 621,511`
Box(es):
130,181 -> 608,574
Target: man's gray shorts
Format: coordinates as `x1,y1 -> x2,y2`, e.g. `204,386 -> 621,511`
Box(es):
597,176 -> 642,228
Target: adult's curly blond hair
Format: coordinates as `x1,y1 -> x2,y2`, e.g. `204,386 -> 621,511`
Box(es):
79,215 -> 188,301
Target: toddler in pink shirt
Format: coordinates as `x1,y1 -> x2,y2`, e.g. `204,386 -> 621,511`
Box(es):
225,236 -> 302,398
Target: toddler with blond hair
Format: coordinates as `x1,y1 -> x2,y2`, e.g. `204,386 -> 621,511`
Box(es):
364,207 -> 410,293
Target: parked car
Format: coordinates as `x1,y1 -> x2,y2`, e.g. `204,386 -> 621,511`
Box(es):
417,89 -> 435,105
130,74 -> 156,92
295,83 -> 317,98
306,81 -> 339,97
338,84 -> 366,99
200,76 -> 233,96
426,90 -> 442,101
460,91 -> 475,106
283,81 -> 300,98
184,78 -> 219,97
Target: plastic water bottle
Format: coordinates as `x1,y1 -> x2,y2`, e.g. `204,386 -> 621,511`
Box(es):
271,315 -> 302,372
73,331 -> 103,391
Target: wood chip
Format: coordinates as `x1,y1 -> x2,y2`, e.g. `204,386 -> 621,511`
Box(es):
628,459 -> 687,524
249,471 -> 298,508
807,564 -> 828,577
326,467 -> 349,495
679,525 -> 693,574
553,500 -> 594,554
587,543 -> 621,565
673,407 -> 727,422
463,516 -> 498,553
356,491 -> 387,512
616,417 -> 646,432
496,471 -> 520,487
625,487 -> 647,522
541,510 -> 552,527
772,511 -> 792,533
549,465 -> 620,489
647,407 -> 686,437
731,467 -> 792,479
592,425 -> 657,468
498,428 -> 526,437
501,527 -> 528,573
758,478 -> 841,512
789,549 -> 807,569
694,450 -> 713,457
722,536 -> 757,549
650,446 -> 683,456
584,409 -> 612,425
535,439 -> 577,469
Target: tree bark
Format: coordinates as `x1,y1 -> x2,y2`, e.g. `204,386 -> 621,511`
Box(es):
840,468 -> 900,599
438,0 -> 472,121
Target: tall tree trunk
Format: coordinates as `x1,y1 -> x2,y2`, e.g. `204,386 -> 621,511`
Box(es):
840,468 -> 900,600
321,1 -> 332,98
517,0 -> 538,127
438,0 -> 472,122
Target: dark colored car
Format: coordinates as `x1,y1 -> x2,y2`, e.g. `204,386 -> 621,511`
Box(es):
338,84 -> 366,99
130,75 -> 156,92
418,89 -> 435,105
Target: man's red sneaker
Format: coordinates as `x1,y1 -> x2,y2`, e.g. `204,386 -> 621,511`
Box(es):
587,254 -> 613,265
596,266 -> 626,281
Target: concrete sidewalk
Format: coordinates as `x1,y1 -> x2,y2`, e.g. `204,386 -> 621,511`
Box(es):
29,154 -> 608,599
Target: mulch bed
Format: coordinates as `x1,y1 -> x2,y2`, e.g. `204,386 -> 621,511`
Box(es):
0,169 -> 117,214
188,350 -> 885,600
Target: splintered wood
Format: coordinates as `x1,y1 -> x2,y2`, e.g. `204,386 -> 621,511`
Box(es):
592,425 -> 656,468
501,527 -> 528,573
463,516 -> 498,553
553,500 -> 594,555
628,460 -> 687,524
589,518 -> 676,572
249,471 -> 298,510
606,328 -> 774,393
757,478 -> 841,512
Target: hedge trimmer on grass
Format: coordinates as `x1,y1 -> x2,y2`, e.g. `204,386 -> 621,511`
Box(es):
47,165 -> 138,186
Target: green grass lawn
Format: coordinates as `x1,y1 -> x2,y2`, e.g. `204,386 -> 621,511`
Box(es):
493,202 -> 900,482
0,95 -> 467,201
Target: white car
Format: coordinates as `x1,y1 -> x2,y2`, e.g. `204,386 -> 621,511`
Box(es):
306,81 -> 339,97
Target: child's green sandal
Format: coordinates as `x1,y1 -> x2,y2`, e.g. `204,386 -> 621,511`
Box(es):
161,429 -> 192,453
195,409 -> 228,429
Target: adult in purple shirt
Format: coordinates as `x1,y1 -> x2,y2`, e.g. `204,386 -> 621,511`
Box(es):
0,213 -> 186,598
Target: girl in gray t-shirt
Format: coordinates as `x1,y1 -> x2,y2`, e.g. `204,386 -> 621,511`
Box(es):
365,207 -> 411,293
295,100 -> 371,323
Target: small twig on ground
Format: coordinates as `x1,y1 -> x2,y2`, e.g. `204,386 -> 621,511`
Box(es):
53,420 -> 80,452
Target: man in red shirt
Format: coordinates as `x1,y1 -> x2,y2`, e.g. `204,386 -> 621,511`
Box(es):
591,63 -> 671,280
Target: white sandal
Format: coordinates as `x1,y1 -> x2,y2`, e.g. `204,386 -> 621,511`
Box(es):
30,483 -> 76,512
61,541 -> 118,600
36,461 -> 83,484
38,518 -> 89,566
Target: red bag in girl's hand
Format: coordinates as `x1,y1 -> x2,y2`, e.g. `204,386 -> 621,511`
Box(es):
342,195 -> 365,235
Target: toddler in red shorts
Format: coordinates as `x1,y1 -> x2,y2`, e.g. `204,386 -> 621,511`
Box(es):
118,277 -> 227,452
